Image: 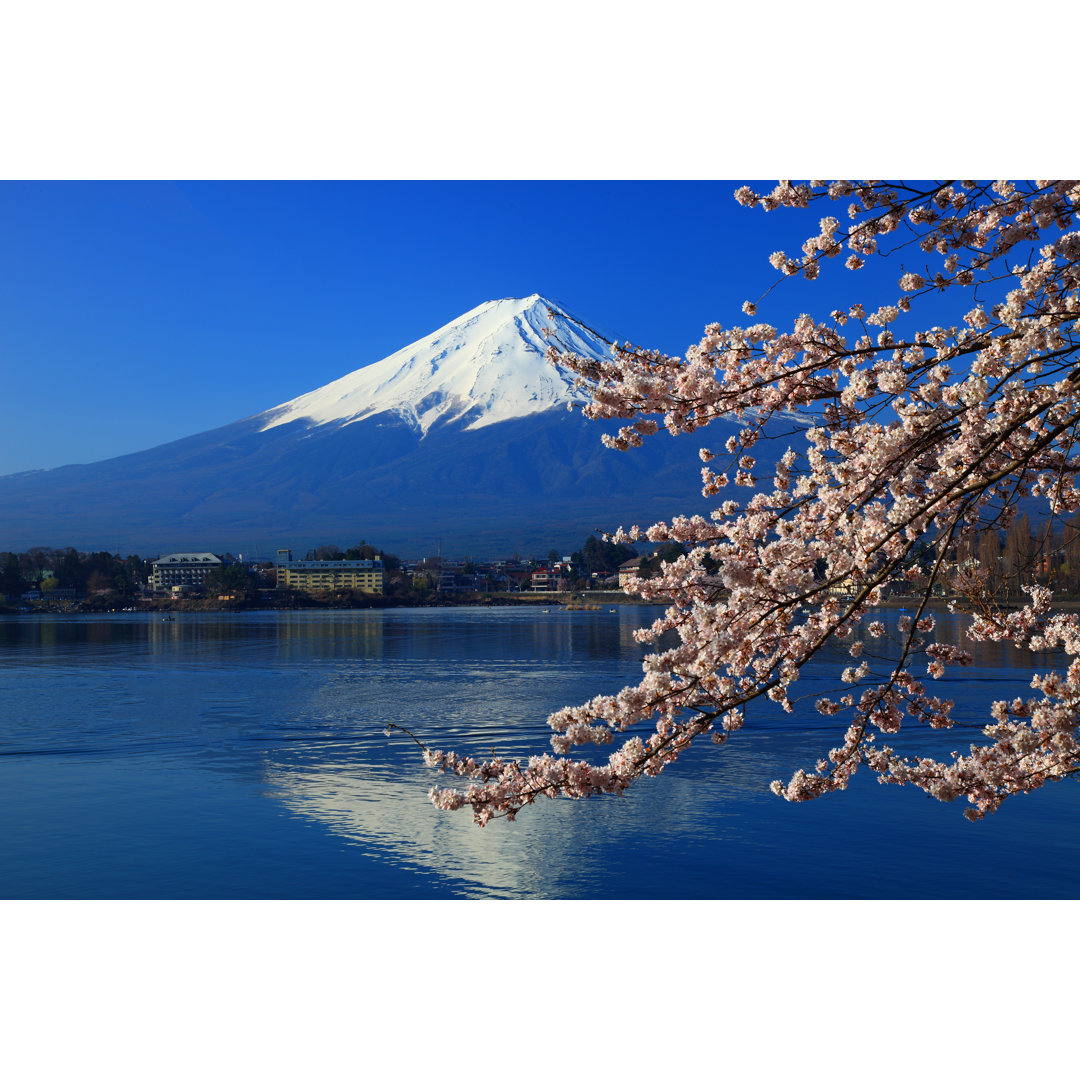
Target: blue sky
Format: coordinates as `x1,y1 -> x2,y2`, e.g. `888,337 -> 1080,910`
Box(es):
5,178 -> 1074,478
0,179 -> 875,475
0,11 -> 1061,479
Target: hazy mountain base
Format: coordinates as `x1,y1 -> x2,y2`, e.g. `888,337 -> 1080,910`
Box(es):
0,408 -> 755,558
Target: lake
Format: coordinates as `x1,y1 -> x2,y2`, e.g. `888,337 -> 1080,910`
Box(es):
0,606 -> 1077,898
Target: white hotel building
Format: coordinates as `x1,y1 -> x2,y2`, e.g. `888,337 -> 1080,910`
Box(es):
149,552 -> 223,592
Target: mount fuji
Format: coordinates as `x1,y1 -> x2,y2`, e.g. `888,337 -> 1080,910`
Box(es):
0,295 -> 746,558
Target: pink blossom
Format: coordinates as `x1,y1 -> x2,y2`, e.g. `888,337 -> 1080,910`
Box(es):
394,179 -> 1080,827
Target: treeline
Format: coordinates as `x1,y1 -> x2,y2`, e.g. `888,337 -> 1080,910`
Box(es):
572,535 -> 641,578
302,543 -> 402,571
0,534 -> 652,608
1,547 -> 149,602
27,519 -> 1080,608
954,514 -> 1080,598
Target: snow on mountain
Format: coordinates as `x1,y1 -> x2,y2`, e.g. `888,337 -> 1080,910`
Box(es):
0,293 -> 756,557
258,294 -> 608,437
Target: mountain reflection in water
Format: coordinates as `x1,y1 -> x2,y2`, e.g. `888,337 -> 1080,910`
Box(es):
0,608 -> 1077,899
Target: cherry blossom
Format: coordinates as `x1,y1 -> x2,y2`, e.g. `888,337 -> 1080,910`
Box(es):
401,181 -> 1080,826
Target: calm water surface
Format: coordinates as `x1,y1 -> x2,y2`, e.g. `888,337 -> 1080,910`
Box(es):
1,606 -> 1077,898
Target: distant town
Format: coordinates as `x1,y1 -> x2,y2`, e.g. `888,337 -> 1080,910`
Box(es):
0,535 -> 673,613
3,511 -> 1078,614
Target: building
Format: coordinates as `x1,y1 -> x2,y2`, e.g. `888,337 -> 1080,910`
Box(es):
150,552 -> 223,592
529,567 -> 556,591
275,552 -> 384,594
618,557 -> 646,589
530,558 -> 574,592
826,574 -> 859,598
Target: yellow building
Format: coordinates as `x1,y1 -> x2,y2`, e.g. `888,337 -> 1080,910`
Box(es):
275,557 -> 384,594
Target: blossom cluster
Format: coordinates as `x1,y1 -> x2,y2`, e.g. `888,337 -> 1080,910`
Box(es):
409,181 -> 1080,825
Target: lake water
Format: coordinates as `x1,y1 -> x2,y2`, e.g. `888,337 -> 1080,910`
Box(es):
0,606 -> 1077,898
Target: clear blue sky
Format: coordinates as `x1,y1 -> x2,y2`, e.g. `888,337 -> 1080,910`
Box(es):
0,8 -> 1059,479
0,179 -> 875,475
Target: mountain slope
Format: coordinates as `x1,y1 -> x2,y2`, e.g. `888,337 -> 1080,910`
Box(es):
258,294 -> 606,436
0,295 -> 753,557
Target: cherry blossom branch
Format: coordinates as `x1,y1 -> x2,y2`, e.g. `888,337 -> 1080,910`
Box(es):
393,180 -> 1080,825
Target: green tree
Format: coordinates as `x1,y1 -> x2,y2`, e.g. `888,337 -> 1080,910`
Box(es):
1,552 -> 27,598
574,535 -> 638,577
55,548 -> 85,590
344,542 -> 380,560
205,563 -> 257,597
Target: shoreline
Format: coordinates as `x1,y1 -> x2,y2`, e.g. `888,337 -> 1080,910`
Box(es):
8,592 -> 1080,616
0,590 -> 645,615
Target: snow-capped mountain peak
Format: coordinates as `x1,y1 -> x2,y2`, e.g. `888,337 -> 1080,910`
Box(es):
258,294 -> 612,437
